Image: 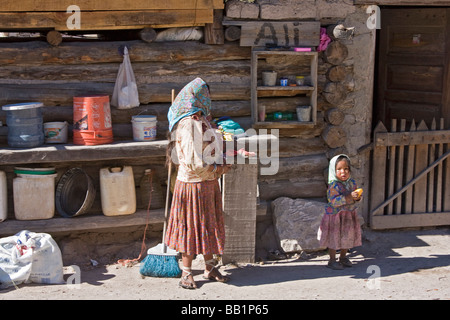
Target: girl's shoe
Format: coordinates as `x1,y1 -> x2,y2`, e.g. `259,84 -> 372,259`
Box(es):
339,257 -> 353,267
327,260 -> 344,270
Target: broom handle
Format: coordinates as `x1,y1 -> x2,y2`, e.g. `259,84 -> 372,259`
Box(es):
161,161 -> 171,254
162,89 -> 175,254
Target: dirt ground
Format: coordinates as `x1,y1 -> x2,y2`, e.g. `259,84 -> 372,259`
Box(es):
1,227 -> 449,304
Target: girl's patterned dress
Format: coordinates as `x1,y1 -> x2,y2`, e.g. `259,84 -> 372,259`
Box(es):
318,179 -> 362,250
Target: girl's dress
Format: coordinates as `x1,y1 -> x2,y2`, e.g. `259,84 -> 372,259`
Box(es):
318,169 -> 362,250
165,78 -> 225,256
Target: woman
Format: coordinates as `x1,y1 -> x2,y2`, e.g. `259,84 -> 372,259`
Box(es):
165,78 -> 230,289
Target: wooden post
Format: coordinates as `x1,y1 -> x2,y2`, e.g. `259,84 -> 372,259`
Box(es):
222,163 -> 258,264
404,121 -> 416,214
370,121 -> 388,225
204,9 -> 224,45
413,120 -> 429,213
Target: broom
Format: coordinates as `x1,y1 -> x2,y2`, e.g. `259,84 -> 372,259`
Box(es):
139,90 -> 181,278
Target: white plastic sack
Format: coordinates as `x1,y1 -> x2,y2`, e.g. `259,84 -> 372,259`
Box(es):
155,27 -> 203,42
0,230 -> 64,289
111,46 -> 140,109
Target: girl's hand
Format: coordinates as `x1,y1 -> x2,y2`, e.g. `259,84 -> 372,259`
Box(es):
351,188 -> 363,201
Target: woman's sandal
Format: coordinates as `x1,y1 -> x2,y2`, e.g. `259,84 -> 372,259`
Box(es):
203,259 -> 230,283
179,267 -> 197,289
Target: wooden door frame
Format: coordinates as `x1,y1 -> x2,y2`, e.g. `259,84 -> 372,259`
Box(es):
375,6 -> 450,129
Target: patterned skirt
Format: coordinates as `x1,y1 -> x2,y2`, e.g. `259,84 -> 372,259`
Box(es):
318,209 -> 362,250
164,179 -> 225,255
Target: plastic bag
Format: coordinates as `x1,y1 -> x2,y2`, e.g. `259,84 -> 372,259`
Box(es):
111,46 -> 140,109
155,27 -> 203,42
0,230 -> 64,289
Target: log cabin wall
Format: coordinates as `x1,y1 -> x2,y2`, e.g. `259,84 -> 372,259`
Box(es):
0,0 -> 376,261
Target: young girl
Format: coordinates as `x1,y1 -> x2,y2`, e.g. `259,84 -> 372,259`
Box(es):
318,154 -> 362,270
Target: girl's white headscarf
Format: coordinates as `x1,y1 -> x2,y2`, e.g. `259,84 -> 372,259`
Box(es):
328,154 -> 351,187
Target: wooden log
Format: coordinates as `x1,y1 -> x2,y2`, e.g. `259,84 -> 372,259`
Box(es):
258,178 -> 326,201
278,137 -> 327,158
0,41 -> 251,66
325,108 -> 344,126
138,28 -> 157,43
258,154 -> 328,181
46,30 -> 62,46
0,60 -> 251,83
0,81 -> 251,106
321,125 -> 347,148
224,26 -> 241,42
324,41 -> 348,65
322,82 -> 347,106
326,65 -> 353,82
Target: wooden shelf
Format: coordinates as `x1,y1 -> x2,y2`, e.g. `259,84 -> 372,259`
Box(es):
251,49 -> 318,127
253,121 -> 314,129
0,139 -> 169,165
0,209 -> 165,236
257,86 -> 314,97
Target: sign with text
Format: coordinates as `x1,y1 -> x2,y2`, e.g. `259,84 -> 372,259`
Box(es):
239,21 -> 320,47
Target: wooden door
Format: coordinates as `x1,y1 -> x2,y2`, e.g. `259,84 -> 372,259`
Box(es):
375,7 -> 450,130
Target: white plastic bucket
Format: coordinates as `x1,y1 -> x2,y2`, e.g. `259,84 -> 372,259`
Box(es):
0,171 -> 7,222
296,106 -> 311,122
132,115 -> 157,141
100,166 -> 136,216
44,121 -> 68,143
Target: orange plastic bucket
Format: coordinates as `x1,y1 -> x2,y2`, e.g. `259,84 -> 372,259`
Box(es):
73,95 -> 113,145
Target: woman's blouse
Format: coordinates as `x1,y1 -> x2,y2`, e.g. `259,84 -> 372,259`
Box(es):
325,179 -> 357,215
174,116 -> 223,182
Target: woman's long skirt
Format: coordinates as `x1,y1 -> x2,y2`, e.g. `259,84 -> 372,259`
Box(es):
165,179 -> 225,255
318,209 -> 362,250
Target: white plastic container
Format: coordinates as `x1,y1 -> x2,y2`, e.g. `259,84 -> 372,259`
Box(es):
100,166 -> 136,216
131,115 -> 157,141
13,172 -> 57,220
0,171 -> 7,222
296,105 -> 311,122
44,121 -> 68,143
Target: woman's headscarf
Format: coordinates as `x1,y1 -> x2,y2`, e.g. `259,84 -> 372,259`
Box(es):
328,154 -> 351,186
167,78 -> 211,131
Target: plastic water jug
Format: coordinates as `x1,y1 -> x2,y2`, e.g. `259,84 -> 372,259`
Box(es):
100,166 -> 136,216
0,171 -> 7,222
13,169 -> 57,220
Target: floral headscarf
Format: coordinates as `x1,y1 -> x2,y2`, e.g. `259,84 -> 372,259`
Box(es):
328,154 -> 351,186
167,78 -> 211,131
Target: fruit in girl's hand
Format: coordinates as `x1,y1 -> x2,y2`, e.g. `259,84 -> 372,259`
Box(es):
355,188 -> 363,197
